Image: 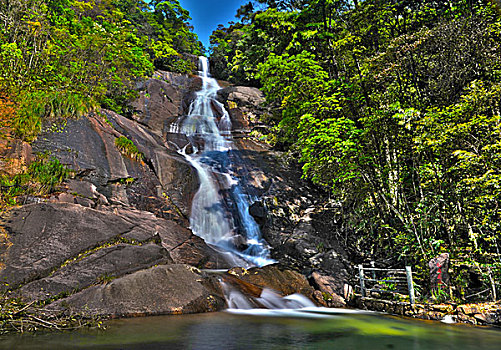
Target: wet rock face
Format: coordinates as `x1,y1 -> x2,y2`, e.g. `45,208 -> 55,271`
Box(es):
0,203 -> 228,302
157,218 -> 233,269
226,264 -> 315,301
130,71 -> 201,137
216,88 -> 350,283
217,86 -> 267,133
0,71 -> 230,315
32,108 -> 198,218
249,201 -> 267,227
218,86 -> 265,110
47,265 -> 226,317
216,83 -> 351,293
0,69 -> 352,317
106,109 -> 198,217
249,159 -> 350,284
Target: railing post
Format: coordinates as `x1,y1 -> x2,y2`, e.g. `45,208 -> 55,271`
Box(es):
406,266 -> 415,305
370,261 -> 376,280
359,264 -> 366,297
488,267 -> 497,301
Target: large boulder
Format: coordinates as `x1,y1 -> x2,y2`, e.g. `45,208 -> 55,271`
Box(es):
217,86 -> 265,109
130,71 -> 200,136
0,202 -> 147,290
309,271 -> 346,307
225,264 -> 315,301
17,243 -> 171,302
0,202 -> 229,301
217,86 -> 267,132
47,265 -> 226,317
157,219 -> 232,269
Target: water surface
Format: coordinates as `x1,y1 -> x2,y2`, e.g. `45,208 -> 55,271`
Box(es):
2,311 -> 500,349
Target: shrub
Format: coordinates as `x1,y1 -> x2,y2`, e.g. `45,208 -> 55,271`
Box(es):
114,136 -> 144,161
12,91 -> 94,142
0,157 -> 70,207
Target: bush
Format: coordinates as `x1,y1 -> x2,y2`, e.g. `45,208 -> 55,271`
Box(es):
0,157 -> 70,207
28,157 -> 70,194
12,91 -> 94,142
114,136 -> 144,161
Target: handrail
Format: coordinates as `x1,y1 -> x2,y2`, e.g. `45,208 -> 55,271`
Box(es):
361,277 -> 407,283
360,267 -> 406,272
358,264 -> 416,304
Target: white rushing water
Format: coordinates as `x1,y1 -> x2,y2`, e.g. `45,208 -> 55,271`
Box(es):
221,280 -> 375,317
177,57 -> 275,267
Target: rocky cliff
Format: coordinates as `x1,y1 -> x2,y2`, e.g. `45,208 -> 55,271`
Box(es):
0,70 -> 350,317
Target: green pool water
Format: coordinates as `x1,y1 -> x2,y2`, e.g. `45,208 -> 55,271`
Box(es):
1,310 -> 500,349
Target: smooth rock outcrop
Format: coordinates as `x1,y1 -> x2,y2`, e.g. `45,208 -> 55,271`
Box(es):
17,243 -> 171,301
47,265 -> 226,317
226,264 -> 315,301
0,202 -> 145,289
0,202 -> 227,301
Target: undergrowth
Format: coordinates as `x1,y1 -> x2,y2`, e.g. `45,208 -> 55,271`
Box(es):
114,136 -> 144,162
12,91 -> 94,142
0,291 -> 104,335
0,156 -> 71,208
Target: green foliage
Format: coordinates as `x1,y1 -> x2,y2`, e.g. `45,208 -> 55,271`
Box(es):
96,273 -> 115,284
113,0 -> 202,72
13,91 -> 93,142
114,136 -> 144,161
0,0 -> 201,140
212,0 -> 501,301
0,157 -> 70,207
28,156 -> 71,194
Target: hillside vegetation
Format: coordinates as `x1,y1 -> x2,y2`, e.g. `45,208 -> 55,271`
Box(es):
210,0 -> 501,301
0,0 -> 202,141
0,0 -> 202,207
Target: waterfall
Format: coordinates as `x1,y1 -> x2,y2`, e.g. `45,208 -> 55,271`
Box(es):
177,57 -> 275,268
221,281 -> 316,310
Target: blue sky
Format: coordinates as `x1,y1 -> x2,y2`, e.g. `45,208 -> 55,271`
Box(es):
178,0 -> 247,50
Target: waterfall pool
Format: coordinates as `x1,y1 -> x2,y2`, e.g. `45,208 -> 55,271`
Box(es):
2,310 -> 500,349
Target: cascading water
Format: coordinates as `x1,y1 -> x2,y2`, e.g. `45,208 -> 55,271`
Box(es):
177,57 -> 275,268
175,58 -> 329,315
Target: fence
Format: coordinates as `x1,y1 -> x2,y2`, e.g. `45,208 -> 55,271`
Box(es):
358,264 -> 416,304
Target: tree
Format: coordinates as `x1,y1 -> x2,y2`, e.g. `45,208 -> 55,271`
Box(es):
210,0 -> 501,297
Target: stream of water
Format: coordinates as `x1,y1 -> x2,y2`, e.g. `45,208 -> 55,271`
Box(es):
176,57 -> 274,268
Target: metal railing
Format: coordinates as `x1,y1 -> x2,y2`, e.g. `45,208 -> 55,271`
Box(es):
358,264 -> 416,304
